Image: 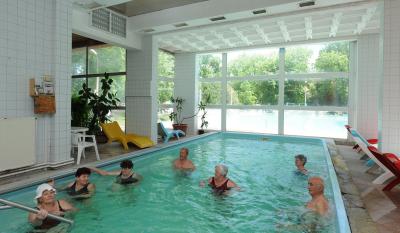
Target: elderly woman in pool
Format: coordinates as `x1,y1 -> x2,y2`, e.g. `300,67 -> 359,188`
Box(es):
28,183 -> 75,231
201,164 -> 239,194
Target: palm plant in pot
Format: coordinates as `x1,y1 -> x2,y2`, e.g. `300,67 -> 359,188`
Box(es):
169,97 -> 207,135
78,73 -> 120,142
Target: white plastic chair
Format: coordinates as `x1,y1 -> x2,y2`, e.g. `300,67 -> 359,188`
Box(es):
71,133 -> 100,165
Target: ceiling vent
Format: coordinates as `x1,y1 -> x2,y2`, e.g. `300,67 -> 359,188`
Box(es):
210,16 -> 226,22
253,9 -> 266,15
174,23 -> 188,28
299,1 -> 315,7
91,8 -> 126,37
143,28 -> 155,33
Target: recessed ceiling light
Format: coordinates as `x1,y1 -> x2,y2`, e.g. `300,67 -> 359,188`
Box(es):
253,9 -> 266,15
174,23 -> 188,28
210,16 -> 226,22
299,0 -> 315,7
143,28 -> 155,33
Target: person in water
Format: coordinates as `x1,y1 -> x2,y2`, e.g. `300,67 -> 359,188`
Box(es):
90,160 -> 142,185
295,154 -> 308,175
28,183 -> 75,231
173,148 -> 195,170
306,176 -> 329,216
65,167 -> 95,198
201,164 -> 239,194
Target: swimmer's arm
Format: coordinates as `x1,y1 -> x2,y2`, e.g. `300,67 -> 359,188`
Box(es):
59,199 -> 76,212
28,210 -> 45,226
58,182 -> 73,192
228,180 -> 240,191
90,167 -> 120,176
199,177 -> 212,187
133,173 -> 143,182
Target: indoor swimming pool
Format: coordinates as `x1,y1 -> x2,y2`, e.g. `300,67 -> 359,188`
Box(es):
0,133 -> 349,233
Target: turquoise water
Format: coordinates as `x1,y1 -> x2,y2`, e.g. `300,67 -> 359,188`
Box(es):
0,133 -> 339,233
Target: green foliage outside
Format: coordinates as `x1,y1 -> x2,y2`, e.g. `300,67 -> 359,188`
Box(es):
196,42 -> 349,106
71,45 -> 126,130
158,51 -> 175,105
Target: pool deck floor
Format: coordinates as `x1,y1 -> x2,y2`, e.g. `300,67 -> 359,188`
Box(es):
1,135 -> 400,233
330,142 -> 400,233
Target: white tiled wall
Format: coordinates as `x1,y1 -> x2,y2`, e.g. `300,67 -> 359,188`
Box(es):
174,53 -> 198,135
0,0 -> 72,166
126,36 -> 158,142
357,34 -> 380,139
381,0 -> 400,154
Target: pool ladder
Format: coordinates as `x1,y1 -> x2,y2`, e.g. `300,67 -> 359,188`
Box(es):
0,198 -> 74,225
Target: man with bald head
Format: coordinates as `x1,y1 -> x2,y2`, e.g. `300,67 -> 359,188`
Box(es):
306,176 -> 329,216
173,147 -> 195,170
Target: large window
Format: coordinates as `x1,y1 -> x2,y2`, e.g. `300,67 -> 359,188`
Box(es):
157,50 -> 175,128
72,44 -> 126,130
197,41 -> 350,138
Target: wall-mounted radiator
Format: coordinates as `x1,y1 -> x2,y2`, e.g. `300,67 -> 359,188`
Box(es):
0,117 -> 36,171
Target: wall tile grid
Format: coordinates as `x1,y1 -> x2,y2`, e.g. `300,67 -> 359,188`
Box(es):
381,0 -> 400,154
126,36 -> 158,142
174,53 -> 198,135
0,0 -> 72,164
357,34 -> 380,139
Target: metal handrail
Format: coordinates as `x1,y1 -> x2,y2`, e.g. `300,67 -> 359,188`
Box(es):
0,198 -> 74,225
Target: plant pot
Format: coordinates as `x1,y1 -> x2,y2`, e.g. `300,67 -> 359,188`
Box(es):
173,124 -> 188,135
95,133 -> 108,144
198,129 -> 205,135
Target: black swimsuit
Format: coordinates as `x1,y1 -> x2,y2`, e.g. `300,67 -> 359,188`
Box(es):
34,201 -> 65,230
116,172 -> 139,184
66,182 -> 90,196
210,177 -> 231,194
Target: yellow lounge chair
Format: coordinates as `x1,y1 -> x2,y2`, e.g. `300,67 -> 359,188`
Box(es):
100,121 -> 154,150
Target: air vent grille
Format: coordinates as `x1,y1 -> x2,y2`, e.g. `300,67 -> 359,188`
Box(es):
111,13 -> 126,37
92,8 -> 127,38
210,16 -> 226,22
253,9 -> 266,15
92,9 -> 110,32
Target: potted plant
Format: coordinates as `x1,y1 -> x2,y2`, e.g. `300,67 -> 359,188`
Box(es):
169,96 -> 209,135
71,95 -> 90,127
198,104 -> 208,135
79,72 -> 120,142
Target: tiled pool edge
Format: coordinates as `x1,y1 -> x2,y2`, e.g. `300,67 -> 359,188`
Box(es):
0,132 -> 219,195
325,139 -> 379,233
322,139 -> 352,233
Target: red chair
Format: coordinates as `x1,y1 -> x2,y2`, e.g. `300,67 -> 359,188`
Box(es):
345,125 -> 378,150
368,146 -> 400,191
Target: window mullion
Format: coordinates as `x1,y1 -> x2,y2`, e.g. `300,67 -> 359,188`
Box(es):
278,48 -> 285,135
221,53 -> 227,132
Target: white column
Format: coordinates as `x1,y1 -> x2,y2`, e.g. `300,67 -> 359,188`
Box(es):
126,36 -> 158,143
356,35 -> 380,139
380,0 -> 400,153
175,53 -> 197,135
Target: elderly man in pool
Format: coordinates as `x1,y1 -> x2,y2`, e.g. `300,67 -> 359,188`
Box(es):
173,147 -> 195,170
200,164 -> 239,194
306,176 -> 329,216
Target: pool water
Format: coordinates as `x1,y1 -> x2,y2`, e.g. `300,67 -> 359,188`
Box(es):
0,133 -> 343,233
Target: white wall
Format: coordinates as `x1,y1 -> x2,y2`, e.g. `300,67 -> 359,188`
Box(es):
0,0 -> 73,166
174,53 -> 198,135
380,0 -> 400,154
356,34 -> 380,139
125,36 -> 158,143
